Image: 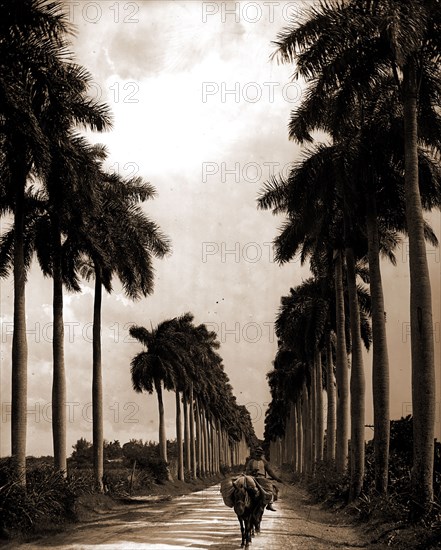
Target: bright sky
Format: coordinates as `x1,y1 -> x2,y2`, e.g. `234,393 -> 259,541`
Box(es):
0,1 -> 440,457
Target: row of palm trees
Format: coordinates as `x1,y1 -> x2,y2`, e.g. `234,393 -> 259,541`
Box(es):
0,1 -> 173,489
129,313 -> 257,480
260,0 -> 441,511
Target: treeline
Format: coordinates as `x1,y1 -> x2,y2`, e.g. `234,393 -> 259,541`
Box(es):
129,313 -> 257,482
260,0 -> 441,516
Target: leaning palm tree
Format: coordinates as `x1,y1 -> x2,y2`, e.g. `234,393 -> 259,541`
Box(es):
272,0 -> 441,507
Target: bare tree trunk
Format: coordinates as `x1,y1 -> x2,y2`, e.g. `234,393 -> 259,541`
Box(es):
310,360 -> 317,468
176,390 -> 184,480
189,383 -> 196,478
11,159 -> 28,485
326,335 -> 336,462
366,192 -> 390,494
345,246 -> 365,500
315,350 -> 324,462
52,223 -> 66,474
183,391 -> 190,475
296,398 -> 303,474
291,402 -> 297,469
195,398 -> 202,477
404,59 -> 435,509
154,378 -> 167,463
335,250 -> 349,474
302,382 -> 312,475
93,271 -> 104,492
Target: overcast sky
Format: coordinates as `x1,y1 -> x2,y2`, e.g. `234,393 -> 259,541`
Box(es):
0,1 -> 440,457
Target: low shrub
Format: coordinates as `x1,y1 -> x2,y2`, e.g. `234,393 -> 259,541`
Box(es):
307,460 -> 349,505
0,460 -> 93,538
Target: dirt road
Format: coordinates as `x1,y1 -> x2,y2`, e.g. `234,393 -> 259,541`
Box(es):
4,484 -> 387,549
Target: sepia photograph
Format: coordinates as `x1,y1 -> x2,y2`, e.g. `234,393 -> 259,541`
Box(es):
0,1 -> 440,548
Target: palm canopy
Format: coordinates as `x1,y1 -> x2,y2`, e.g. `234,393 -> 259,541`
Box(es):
272,0 -> 441,124
76,168 -> 171,299
276,275 -> 371,359
130,315 -> 193,394
257,137 -> 439,264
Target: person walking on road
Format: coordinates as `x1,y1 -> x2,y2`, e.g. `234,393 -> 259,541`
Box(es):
245,446 -> 282,511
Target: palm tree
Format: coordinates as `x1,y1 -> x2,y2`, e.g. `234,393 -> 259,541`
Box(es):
272,0 -> 441,507
129,316 -> 192,466
76,170 -> 170,490
46,138 -> 110,474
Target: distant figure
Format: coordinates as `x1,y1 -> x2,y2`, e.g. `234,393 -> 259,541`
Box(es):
245,446 -> 282,511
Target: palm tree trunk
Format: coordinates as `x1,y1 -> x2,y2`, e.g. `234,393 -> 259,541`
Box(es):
183,391 -> 190,475
403,58 -> 436,509
302,382 -> 311,474
203,410 -> 209,475
92,271 -> 104,492
310,361 -> 317,467
11,161 -> 28,485
296,398 -> 303,474
334,250 -> 349,474
195,398 -> 202,477
326,334 -> 336,462
315,350 -> 324,462
202,406 -> 208,476
154,377 -> 167,462
52,223 -> 66,473
366,192 -> 390,494
217,418 -> 222,473
189,383 -> 196,478
345,246 -> 365,501
176,390 -> 184,480
291,402 -> 297,470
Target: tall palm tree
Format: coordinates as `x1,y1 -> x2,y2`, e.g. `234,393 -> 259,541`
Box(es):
129,316 -> 192,465
76,171 -> 170,490
46,137 -> 110,474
